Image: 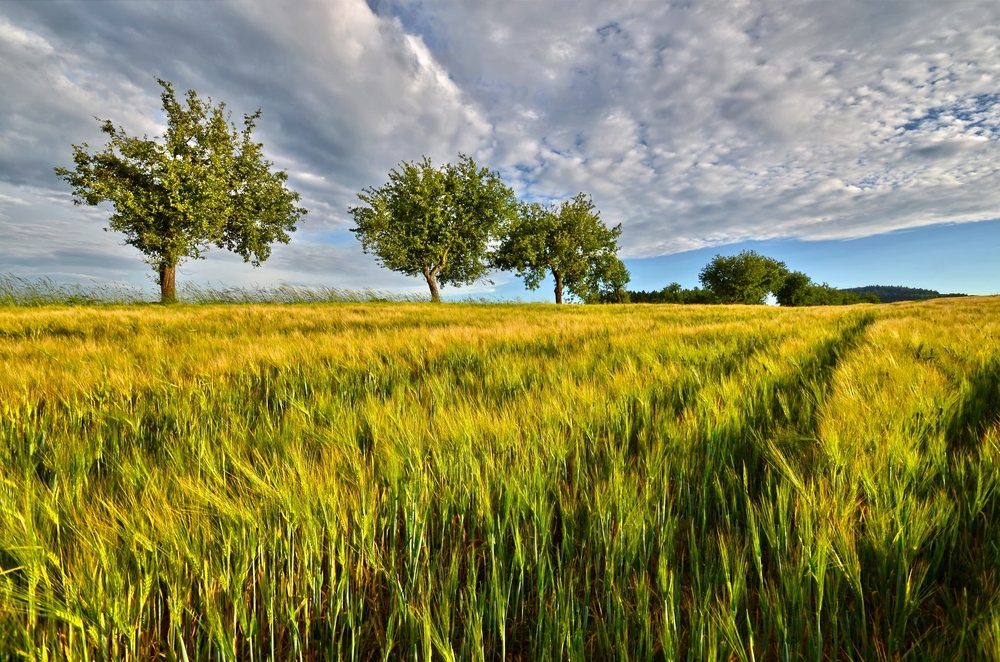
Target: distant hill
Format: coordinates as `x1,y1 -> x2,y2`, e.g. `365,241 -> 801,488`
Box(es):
840,285 -> 968,303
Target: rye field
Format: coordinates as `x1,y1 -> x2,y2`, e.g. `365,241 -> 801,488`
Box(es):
1,297 -> 998,660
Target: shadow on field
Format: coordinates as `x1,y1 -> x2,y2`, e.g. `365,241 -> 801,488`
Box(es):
945,355 -> 1000,453
728,312 -> 876,496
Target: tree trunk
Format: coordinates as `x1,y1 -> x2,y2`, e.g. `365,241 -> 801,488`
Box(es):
423,268 -> 441,303
159,261 -> 177,304
553,271 -> 563,304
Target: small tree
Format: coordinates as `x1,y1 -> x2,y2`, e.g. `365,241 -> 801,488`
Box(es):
495,193 -> 628,304
775,270 -> 814,306
698,250 -> 787,304
55,79 -> 306,303
658,283 -> 718,304
350,155 -> 517,302
589,252 -> 631,303
776,271 -> 878,306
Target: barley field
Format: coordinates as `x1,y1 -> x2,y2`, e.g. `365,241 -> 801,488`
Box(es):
1,297 -> 998,659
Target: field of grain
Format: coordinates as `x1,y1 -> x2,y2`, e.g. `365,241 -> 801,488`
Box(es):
1,298 -> 998,659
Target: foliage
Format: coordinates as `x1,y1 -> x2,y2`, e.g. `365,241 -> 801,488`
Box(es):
629,282 -> 719,304
589,251 -> 632,303
1,297 -> 998,658
494,193 -> 628,303
698,250 -> 787,303
776,271 -> 880,306
842,284 -> 967,303
54,78 -> 306,303
774,270 -> 814,306
629,254 -> 889,307
350,155 -> 517,302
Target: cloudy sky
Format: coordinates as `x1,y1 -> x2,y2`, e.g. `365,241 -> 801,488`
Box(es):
1,0 -> 998,297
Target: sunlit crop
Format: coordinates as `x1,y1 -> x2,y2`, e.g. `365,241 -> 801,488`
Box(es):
1,297 -> 997,659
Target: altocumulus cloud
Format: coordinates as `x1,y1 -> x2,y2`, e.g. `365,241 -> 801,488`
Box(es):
0,0 -> 997,291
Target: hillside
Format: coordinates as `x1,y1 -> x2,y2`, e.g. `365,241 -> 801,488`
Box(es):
842,284 -> 968,303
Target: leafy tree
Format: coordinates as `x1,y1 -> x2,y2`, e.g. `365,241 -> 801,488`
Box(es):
495,193 -> 628,303
677,287 -> 718,304
656,282 -> 718,304
55,79 -> 306,303
590,252 -> 631,303
698,250 -> 787,304
625,288 -> 667,303
350,155 -> 516,302
661,282 -> 684,302
775,270 -> 813,306
633,258 -> 883,307
776,271 -> 880,306
628,283 -> 718,304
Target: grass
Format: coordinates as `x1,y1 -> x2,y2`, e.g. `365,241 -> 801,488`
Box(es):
0,296 -> 998,659
0,274 -> 424,306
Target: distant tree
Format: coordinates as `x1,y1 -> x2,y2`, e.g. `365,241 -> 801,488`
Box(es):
625,289 -> 665,303
775,270 -> 813,306
677,287 -> 719,304
495,193 -> 628,303
626,283 -> 720,304
55,78 -> 306,303
634,261 -> 885,307
350,155 -> 517,302
775,271 -> 880,306
661,282 -> 684,302
699,250 -> 787,304
841,285 -> 966,303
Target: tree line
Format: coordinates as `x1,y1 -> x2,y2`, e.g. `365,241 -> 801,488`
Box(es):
840,285 -> 966,303
54,79 -> 892,308
349,156 -> 627,304
625,250 -> 880,306
56,79 -> 627,304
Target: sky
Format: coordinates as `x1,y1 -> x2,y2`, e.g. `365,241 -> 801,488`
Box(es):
0,0 -> 998,299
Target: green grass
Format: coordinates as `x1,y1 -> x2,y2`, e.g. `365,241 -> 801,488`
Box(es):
1,297 -> 998,659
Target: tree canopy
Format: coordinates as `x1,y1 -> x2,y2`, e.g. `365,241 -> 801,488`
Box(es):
774,270 -> 814,306
55,78 -> 306,303
775,271 -> 880,306
349,155 -> 517,302
841,285 -> 963,303
698,250 -> 787,304
627,255 -> 881,306
494,193 -> 629,303
628,283 -> 718,304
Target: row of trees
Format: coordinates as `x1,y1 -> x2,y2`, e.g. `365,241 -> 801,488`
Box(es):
349,156 -> 628,303
53,79 -> 880,308
56,79 -> 628,304
626,250 -> 879,306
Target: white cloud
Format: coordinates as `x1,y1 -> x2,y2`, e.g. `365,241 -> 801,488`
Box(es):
374,0 -> 999,256
0,0 -> 997,289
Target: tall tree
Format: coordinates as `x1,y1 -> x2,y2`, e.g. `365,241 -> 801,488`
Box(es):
698,250 -> 787,304
55,79 -> 306,303
495,193 -> 628,304
350,155 -> 517,302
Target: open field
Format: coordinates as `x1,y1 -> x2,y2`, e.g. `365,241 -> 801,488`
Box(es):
1,298 -> 998,659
